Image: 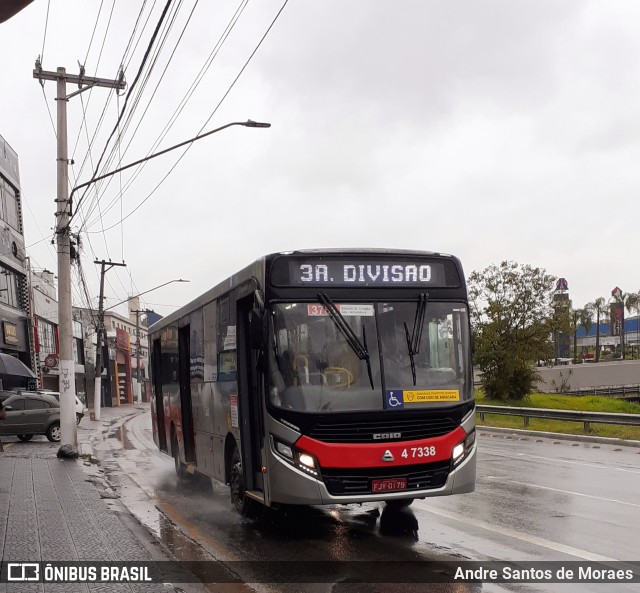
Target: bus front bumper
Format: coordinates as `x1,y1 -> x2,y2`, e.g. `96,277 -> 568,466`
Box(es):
267,444 -> 476,506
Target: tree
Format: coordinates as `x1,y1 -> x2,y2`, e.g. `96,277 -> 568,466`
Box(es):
468,261 -> 556,400
577,308 -> 593,360
586,297 -> 608,362
625,292 -> 640,358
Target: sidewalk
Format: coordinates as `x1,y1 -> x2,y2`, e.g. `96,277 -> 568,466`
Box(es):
0,403 -> 208,592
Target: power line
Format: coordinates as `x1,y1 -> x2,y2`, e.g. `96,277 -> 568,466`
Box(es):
70,0 -> 151,178
87,0 -> 288,233
83,0 -> 106,67
79,0 -> 188,229
80,0 -> 187,230
70,0 -> 175,227
40,0 -> 51,63
83,0 -> 248,230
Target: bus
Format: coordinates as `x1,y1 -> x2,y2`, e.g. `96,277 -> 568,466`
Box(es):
149,249 -> 476,514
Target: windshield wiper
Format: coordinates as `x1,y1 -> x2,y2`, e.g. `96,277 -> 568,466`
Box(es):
318,293 -> 375,390
403,293 -> 428,386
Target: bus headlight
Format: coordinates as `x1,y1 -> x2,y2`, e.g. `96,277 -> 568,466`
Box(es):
298,453 -> 315,469
452,429 -> 476,466
272,437 -> 320,477
452,443 -> 465,462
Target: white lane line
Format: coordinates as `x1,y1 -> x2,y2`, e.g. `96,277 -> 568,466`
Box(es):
414,501 -> 617,562
482,449 -> 640,473
484,477 -> 640,509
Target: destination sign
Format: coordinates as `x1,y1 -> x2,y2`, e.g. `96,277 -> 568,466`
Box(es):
270,257 -> 460,288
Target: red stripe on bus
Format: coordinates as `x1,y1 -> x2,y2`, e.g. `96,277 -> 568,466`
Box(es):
295,427 -> 467,468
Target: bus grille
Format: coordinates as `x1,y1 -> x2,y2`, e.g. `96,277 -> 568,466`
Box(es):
308,416 -> 457,443
321,461 -> 450,496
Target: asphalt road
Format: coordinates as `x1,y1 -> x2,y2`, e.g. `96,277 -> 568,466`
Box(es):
93,411 -> 640,593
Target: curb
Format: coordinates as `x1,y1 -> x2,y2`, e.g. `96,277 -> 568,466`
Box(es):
477,425 -> 640,448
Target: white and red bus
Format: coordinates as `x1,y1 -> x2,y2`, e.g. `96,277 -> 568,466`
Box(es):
149,250 -> 476,514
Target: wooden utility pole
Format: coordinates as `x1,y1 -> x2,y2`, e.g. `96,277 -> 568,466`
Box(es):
93,260 -> 127,421
34,63 -> 125,450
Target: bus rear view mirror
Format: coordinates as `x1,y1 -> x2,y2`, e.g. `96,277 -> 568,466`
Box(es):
249,309 -> 264,349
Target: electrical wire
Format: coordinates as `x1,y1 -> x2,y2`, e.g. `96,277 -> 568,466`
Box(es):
40,0 -> 51,64
78,0 -> 188,229
86,0 -> 289,233
83,0 -> 247,230
70,1 -> 151,182
70,0 -> 176,227
84,0 -> 106,67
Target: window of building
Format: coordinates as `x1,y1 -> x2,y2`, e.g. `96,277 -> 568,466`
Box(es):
2,181 -> 20,231
0,268 -> 21,309
37,318 -> 56,352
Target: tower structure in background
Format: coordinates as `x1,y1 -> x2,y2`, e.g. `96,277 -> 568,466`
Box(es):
553,277 -> 571,360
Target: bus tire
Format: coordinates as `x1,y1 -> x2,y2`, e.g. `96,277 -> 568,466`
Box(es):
385,498 -> 414,510
229,447 -> 260,517
172,433 -> 188,481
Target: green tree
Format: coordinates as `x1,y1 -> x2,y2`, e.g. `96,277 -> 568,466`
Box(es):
468,261 -> 556,401
586,297 -> 608,362
625,292 -> 640,358
577,307 -> 593,360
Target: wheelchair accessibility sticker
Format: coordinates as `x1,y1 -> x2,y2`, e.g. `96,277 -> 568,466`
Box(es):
385,390 -> 404,410
385,389 -> 460,409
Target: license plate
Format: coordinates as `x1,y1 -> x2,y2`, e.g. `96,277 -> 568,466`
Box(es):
371,477 -> 407,492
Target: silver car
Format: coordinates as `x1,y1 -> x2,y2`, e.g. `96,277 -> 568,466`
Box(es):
0,393 -> 61,442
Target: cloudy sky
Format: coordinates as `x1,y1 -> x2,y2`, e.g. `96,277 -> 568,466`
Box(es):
1,0 -> 639,318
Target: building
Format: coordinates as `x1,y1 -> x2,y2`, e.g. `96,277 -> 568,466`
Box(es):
30,270 -> 86,395
0,134 -> 32,387
103,299 -> 150,404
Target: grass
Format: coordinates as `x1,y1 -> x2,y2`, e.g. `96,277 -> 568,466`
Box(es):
475,390 -> 640,441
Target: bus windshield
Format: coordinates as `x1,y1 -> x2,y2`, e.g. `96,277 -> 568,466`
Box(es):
268,301 -> 471,413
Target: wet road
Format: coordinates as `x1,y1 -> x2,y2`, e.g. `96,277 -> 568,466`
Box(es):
93,410 -> 640,592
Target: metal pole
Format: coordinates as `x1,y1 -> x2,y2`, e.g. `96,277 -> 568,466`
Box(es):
93,262 -> 107,422
56,67 -> 77,450
135,310 -> 142,405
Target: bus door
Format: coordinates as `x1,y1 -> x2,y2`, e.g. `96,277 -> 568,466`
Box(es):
178,324 -> 196,463
152,338 -> 167,452
236,294 -> 264,492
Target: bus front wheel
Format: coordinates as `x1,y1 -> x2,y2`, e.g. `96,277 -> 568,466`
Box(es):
385,498 -> 414,510
229,447 -> 260,517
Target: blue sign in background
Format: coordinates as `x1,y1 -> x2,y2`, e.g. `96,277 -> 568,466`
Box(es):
385,390 -> 404,410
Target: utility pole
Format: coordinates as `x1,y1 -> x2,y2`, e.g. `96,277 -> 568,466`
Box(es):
34,63 -> 125,451
132,309 -> 146,405
93,260 -> 127,421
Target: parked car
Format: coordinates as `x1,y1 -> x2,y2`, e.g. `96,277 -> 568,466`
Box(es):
37,390 -> 85,425
0,390 -> 16,403
0,393 -> 61,442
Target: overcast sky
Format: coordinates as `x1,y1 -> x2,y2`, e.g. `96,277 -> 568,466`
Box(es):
1,0 -> 639,318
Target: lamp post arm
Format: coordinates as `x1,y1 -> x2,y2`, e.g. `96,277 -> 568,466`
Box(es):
68,119 -> 270,219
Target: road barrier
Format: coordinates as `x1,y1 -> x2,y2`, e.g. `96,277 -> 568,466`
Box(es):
561,385 -> 640,399
476,405 -> 640,432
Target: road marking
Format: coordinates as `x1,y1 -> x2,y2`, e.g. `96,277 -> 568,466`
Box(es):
484,476 -> 640,508
482,449 -> 640,473
414,501 -> 617,562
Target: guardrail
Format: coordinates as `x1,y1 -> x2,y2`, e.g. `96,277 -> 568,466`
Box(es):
476,405 -> 640,432
561,385 -> 640,398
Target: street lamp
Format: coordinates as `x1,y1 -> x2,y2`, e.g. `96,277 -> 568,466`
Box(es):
94,279 -> 190,421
